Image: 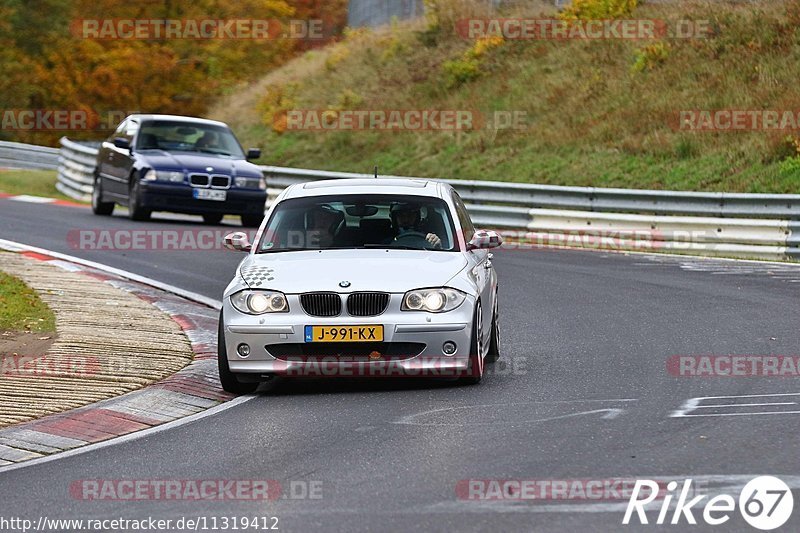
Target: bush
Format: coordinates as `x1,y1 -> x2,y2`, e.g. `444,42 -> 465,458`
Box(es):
443,57 -> 481,87
779,137 -> 800,175
259,84 -> 297,134
631,42 -> 670,73
560,0 -> 638,21
442,35 -> 503,87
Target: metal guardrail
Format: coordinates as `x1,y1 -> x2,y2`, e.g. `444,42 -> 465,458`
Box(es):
48,137 -> 800,261
0,141 -> 59,170
56,138 -> 99,202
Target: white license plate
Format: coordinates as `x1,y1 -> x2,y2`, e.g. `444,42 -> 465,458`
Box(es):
193,189 -> 227,201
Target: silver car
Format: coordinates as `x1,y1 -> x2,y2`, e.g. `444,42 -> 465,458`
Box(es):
219,178 -> 502,392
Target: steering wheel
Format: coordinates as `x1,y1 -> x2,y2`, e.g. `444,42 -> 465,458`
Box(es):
393,231 -> 430,248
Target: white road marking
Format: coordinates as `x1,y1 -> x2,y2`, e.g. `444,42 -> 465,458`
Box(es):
671,392 -> 800,418
700,402 -> 796,408
394,399 -> 636,426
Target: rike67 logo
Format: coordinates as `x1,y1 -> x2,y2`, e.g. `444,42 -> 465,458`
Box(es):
623,476 -> 794,530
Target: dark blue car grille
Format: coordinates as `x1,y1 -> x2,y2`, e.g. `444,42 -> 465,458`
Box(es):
189,174 -> 209,187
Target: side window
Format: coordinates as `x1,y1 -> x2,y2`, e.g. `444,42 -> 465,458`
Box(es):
452,192 -> 475,243
112,119 -> 128,138
125,120 -> 139,140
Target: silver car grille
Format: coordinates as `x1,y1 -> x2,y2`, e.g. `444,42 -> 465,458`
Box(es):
189,173 -> 231,189
346,292 -> 389,317
300,293 -> 342,317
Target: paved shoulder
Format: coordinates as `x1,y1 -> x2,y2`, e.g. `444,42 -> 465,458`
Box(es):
0,249 -> 234,467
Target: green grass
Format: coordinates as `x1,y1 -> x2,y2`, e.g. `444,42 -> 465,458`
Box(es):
0,170 -> 81,201
210,0 -> 800,193
0,267 -> 56,333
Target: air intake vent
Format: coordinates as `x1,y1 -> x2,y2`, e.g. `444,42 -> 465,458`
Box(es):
300,293 -> 342,317
210,175 -> 231,189
189,174 -> 209,187
347,292 -> 389,317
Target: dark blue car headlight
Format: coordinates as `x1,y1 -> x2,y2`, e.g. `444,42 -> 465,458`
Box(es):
143,170 -> 184,183
234,176 -> 266,190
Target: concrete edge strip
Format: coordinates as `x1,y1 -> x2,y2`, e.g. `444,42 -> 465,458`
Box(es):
0,192 -> 85,208
0,395 -> 254,475
0,241 -> 254,473
0,239 -> 220,309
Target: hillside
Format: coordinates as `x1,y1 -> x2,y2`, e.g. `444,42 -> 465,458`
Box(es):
210,0 -> 800,193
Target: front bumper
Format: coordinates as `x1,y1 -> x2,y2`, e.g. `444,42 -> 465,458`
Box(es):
139,182 -> 267,215
222,293 -> 475,378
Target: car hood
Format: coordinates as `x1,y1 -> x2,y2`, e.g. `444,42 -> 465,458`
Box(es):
238,249 -> 468,293
139,151 -> 262,177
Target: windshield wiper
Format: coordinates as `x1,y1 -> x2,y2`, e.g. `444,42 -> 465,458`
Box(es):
362,244 -> 422,250
257,248 -> 316,253
194,148 -> 232,156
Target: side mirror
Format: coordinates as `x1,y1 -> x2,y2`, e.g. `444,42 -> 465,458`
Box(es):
113,137 -> 130,150
224,231 -> 252,252
467,229 -> 503,250
246,148 -> 261,161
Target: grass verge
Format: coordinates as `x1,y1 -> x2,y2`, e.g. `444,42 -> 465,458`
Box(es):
0,169 -> 81,202
0,267 -> 56,333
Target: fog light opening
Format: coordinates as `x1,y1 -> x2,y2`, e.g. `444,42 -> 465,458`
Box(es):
237,343 -> 251,358
442,341 -> 457,356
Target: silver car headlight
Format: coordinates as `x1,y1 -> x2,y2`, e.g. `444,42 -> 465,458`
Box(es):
231,290 -> 289,314
401,288 -> 466,313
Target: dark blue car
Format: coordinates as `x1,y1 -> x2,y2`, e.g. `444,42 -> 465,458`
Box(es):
92,114 -> 267,227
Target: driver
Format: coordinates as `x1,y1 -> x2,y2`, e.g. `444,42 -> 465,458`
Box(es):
389,203 -> 442,249
196,131 -> 219,149
306,205 -> 342,248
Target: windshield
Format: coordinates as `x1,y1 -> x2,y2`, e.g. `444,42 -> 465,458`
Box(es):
257,194 -> 458,253
136,120 -> 245,158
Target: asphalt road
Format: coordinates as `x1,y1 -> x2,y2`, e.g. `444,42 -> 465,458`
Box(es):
1,198 -> 799,532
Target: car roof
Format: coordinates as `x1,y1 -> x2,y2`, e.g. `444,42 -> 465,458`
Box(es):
283,178 -> 450,200
126,114 -> 229,128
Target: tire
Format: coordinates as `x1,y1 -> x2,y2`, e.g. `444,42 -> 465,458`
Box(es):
241,214 -> 263,228
218,310 -> 259,394
459,302 -> 484,385
202,213 -> 224,225
485,290 -> 500,363
128,178 -> 151,221
91,174 -> 114,216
